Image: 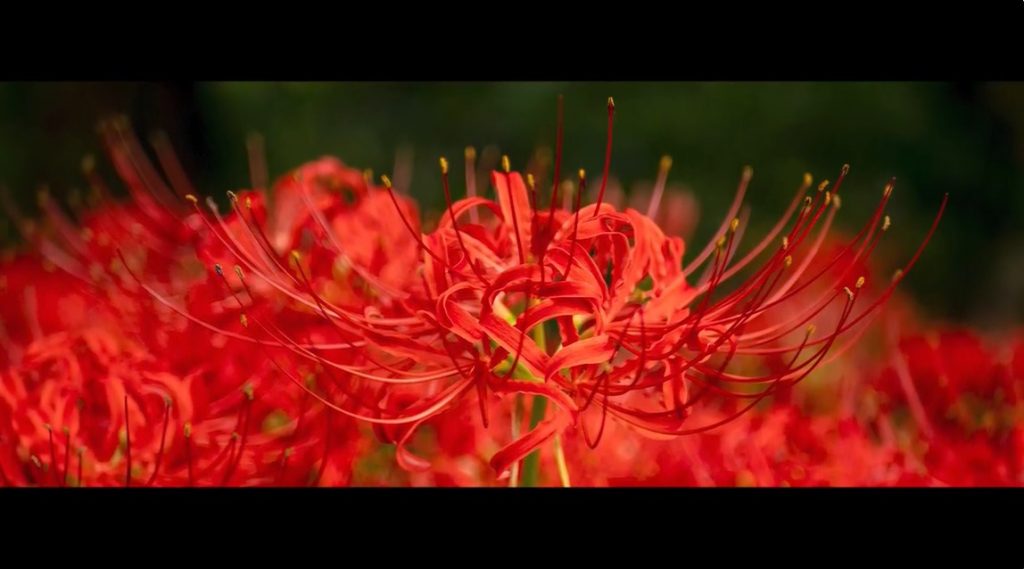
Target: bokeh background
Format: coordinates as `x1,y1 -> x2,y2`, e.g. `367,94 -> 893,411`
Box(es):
1,82 -> 1022,329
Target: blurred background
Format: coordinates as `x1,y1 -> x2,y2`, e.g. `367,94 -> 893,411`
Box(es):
1,82 -> 1022,329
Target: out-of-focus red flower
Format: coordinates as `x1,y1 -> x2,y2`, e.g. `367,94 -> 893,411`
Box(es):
0,119 -> 381,486
867,327 -> 1024,486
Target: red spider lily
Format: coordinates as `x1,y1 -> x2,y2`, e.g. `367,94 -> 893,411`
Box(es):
379,102 -> 943,480
2,100 -> 947,486
0,118 -> 376,486
558,404 -> 911,487
869,328 -> 1024,486
170,97 -> 945,483
0,323 -> 365,487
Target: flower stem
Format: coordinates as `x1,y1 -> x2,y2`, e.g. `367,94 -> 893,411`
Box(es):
553,435 -> 571,487
520,311 -> 551,487
509,395 -> 522,488
520,396 -> 548,487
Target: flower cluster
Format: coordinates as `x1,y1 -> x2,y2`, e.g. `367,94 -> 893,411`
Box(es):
0,102 -> 952,486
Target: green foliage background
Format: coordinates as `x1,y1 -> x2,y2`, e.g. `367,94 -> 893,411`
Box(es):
2,82 -> 1022,328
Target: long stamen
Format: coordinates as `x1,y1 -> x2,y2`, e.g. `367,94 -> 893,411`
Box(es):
123,395 -> 132,487
563,170 -> 587,278
230,194 -> 301,286
147,396 -> 172,486
381,175 -> 466,277
717,173 -> 811,282
311,411 -> 333,487
282,256 -> 428,379
501,156 -> 527,265
440,157 -> 490,284
61,427 -> 70,487
683,166 -> 752,277
465,146 -> 480,224
240,309 -> 472,426
196,433 -> 238,483
184,422 -> 194,487
592,97 -> 615,216
547,95 -> 565,219
646,155 -> 673,219
46,424 -> 57,487
222,385 -> 253,485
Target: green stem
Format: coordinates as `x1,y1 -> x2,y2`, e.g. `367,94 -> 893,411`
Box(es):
509,395 -> 522,487
519,396 -> 548,487
520,307 -> 549,487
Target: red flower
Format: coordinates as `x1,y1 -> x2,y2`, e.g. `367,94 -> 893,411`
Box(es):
0,119 -> 373,486
869,327 -> 1024,486
2,101 -> 947,486
170,99 -> 945,482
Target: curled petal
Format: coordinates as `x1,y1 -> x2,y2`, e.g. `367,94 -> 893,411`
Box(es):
489,412 -> 570,476
479,314 -> 549,378
545,335 -> 616,382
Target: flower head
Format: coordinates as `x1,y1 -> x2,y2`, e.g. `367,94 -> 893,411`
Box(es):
1,100 -> 947,485
174,98 -> 946,479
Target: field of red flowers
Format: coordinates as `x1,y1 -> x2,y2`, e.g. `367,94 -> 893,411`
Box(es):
3,99 -> 1020,488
